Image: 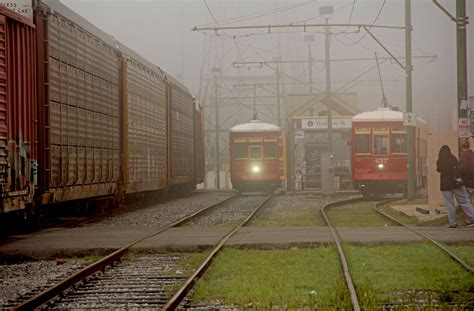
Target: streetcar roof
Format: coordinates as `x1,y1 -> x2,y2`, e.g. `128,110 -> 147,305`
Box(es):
229,120 -> 281,133
352,107 -> 426,124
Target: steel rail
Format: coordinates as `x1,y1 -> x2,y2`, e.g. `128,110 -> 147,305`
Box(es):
374,200 -> 474,274
320,197 -> 365,311
11,194 -> 239,311
162,194 -> 274,311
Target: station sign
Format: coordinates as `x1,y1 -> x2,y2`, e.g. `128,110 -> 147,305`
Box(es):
0,0 -> 32,19
301,118 -> 352,130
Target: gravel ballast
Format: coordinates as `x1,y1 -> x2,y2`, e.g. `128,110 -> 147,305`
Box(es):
86,192 -> 234,228
0,259 -> 90,308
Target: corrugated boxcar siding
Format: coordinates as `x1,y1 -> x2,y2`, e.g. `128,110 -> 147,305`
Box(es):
170,85 -> 194,184
126,60 -> 167,193
194,106 -> 205,183
46,13 -> 120,200
0,11 -> 37,211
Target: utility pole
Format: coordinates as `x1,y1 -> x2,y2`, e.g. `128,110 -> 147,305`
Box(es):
405,0 -> 415,199
303,34 -> 316,95
213,71 -> 220,190
253,84 -> 257,119
432,0 -> 469,155
324,15 -> 333,153
287,120 -> 295,191
308,44 -> 314,116
456,0 -> 468,136
276,64 -> 281,127
308,45 -> 313,95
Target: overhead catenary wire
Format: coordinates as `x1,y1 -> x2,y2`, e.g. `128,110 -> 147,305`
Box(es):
197,0 -> 319,28
346,0 -> 357,28
290,1 -> 354,24
342,0 -> 387,45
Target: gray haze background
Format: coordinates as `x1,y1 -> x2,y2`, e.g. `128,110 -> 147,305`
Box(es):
62,0 -> 473,133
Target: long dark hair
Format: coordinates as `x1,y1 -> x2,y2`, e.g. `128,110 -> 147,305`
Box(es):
438,145 -> 452,162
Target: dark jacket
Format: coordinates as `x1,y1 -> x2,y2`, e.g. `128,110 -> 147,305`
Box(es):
458,149 -> 474,188
436,145 -> 460,191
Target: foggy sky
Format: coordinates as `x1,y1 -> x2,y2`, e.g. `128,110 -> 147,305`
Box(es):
61,0 -> 473,133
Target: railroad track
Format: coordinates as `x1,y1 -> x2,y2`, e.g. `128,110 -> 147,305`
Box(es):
373,200 -> 474,274
321,196 -> 474,310
10,193 -> 273,310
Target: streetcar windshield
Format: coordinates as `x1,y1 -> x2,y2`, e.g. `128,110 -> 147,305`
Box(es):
391,134 -> 407,154
374,135 -> 389,155
264,143 -> 277,159
235,143 -> 247,159
249,146 -> 263,160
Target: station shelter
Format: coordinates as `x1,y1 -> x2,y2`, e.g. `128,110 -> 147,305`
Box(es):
287,92 -> 360,191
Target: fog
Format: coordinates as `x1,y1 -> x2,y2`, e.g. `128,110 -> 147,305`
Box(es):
62,0 -> 473,134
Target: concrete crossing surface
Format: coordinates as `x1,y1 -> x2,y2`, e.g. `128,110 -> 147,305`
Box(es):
1,225 -> 472,259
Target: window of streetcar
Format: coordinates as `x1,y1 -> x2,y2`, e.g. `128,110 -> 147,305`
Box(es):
235,143 -> 247,159
264,143 -> 277,159
355,134 -> 371,154
374,135 -> 389,155
249,146 -> 263,160
391,134 -> 407,154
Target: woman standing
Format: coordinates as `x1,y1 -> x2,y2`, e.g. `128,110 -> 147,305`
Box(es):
436,145 -> 474,228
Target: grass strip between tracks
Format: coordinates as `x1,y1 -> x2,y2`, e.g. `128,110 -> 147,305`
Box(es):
344,242 -> 474,307
190,244 -> 474,309
192,247 -> 350,309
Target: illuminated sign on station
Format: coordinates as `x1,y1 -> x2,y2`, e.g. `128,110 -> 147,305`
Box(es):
301,118 -> 352,130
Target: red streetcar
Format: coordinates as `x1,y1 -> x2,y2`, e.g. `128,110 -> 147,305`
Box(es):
229,120 -> 285,192
351,108 -> 427,196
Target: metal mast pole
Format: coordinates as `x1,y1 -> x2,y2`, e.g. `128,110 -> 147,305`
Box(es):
308,45 -> 314,115
325,19 -> 333,153
276,64 -> 281,127
432,0 -> 469,155
253,84 -> 257,119
214,74 -> 220,190
457,0 -> 468,151
308,45 -> 313,94
406,0 -> 415,199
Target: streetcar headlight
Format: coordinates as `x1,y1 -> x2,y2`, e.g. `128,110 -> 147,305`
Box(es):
378,163 -> 384,170
251,165 -> 261,174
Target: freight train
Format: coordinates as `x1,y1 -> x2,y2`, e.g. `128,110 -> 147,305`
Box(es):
229,119 -> 286,192
0,1 -> 204,224
351,107 -> 427,196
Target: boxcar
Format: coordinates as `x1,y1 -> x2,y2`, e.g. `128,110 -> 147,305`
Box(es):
117,43 -> 168,195
0,0 -> 204,226
35,0 -> 121,204
0,7 -> 37,213
193,99 -> 205,185
229,120 -> 284,192
167,75 -> 197,192
351,107 -> 427,196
